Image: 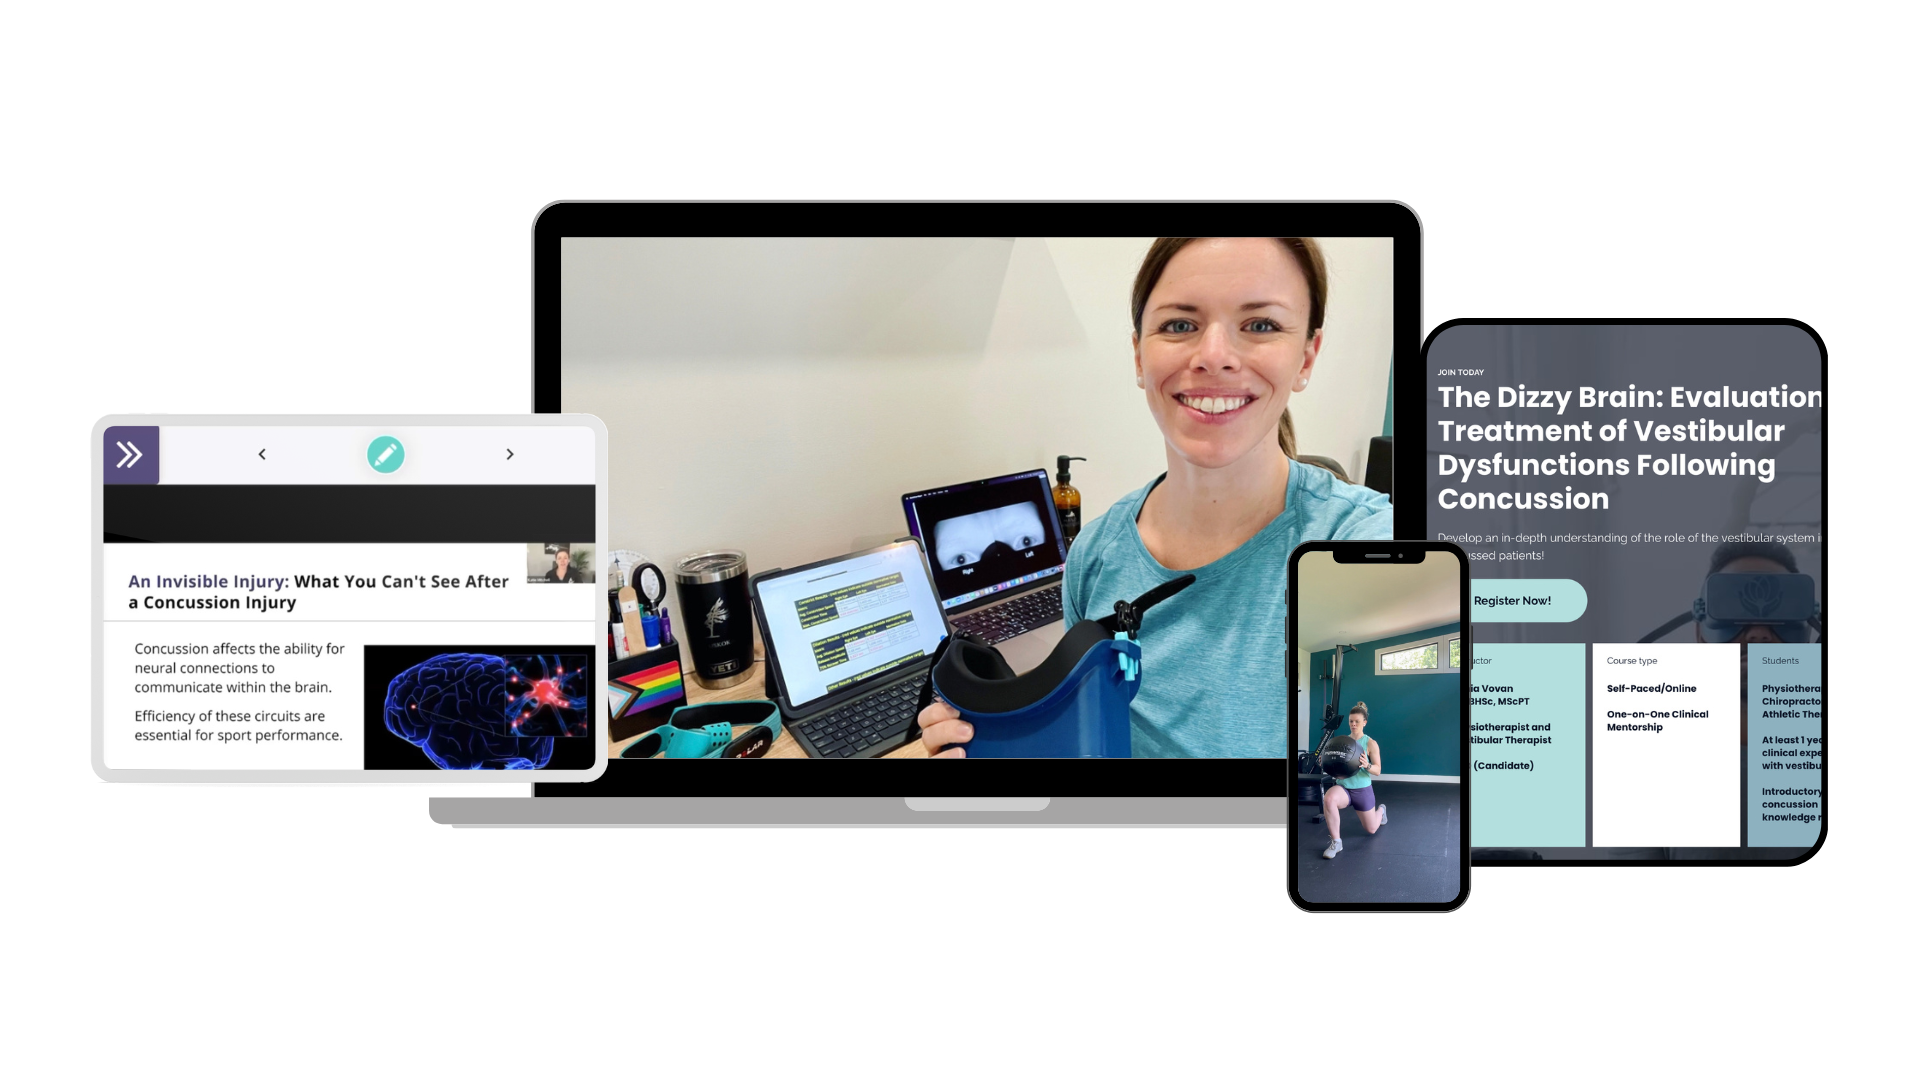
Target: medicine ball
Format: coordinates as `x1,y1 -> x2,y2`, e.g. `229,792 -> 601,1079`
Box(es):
1320,735 -> 1365,779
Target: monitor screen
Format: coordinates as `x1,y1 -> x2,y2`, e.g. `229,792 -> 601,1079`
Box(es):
904,469 -> 1066,610
531,203 -> 1424,801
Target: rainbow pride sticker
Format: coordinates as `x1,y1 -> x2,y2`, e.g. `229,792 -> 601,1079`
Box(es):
607,682 -> 636,721
612,659 -> 685,717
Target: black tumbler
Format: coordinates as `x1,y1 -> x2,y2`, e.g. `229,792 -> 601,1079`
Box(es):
673,550 -> 755,689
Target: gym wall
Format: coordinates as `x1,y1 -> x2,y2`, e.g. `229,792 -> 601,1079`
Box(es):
1310,621 -> 1463,779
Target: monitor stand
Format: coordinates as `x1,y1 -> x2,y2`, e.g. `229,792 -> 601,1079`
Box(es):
429,796 -> 1286,826
905,797 -> 1050,812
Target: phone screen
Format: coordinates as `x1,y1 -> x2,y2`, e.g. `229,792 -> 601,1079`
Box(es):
1288,543 -> 1470,912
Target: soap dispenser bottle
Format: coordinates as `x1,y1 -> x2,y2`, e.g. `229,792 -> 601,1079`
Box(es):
1054,455 -> 1087,546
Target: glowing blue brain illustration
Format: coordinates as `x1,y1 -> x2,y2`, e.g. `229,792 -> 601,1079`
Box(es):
383,652 -> 589,770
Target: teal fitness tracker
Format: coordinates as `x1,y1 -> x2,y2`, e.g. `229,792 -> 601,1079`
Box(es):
620,700 -> 784,759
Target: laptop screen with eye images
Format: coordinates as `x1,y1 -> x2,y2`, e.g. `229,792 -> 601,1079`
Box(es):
902,469 -> 1068,612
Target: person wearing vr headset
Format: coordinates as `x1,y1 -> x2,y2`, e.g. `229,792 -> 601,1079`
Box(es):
1682,540 -> 1819,647
919,236 -> 1392,758
1646,539 -> 1822,746
1321,702 -> 1386,859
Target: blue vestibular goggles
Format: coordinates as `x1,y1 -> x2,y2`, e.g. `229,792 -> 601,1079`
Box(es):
1641,572 -> 1822,643
927,574 -> 1194,758
620,700 -> 783,759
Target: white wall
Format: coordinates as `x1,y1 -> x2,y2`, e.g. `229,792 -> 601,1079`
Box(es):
563,236 -> 1394,578
1291,237 -> 1395,478
1293,551 -> 1462,653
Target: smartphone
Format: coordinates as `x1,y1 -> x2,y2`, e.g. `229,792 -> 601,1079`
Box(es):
1287,542 -> 1471,912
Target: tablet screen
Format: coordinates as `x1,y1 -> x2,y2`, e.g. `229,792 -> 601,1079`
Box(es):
754,542 -> 948,709
93,415 -> 609,782
1423,322 -> 1825,862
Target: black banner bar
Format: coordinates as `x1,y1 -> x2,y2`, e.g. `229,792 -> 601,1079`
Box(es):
104,485 -> 595,543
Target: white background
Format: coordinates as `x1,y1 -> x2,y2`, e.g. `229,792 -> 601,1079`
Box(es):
4,3 -> 1906,1077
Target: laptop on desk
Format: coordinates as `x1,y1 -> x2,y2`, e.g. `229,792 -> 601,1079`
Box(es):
749,539 -> 949,759
902,468 -> 1070,674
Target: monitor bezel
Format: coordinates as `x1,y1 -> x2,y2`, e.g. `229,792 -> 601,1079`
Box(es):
533,202 -> 1422,797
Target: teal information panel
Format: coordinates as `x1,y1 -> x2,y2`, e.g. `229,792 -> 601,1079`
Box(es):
1747,643 -> 1823,847
1470,643 -> 1586,848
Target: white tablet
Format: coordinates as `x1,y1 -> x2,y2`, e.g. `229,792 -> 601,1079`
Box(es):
92,414 -> 609,782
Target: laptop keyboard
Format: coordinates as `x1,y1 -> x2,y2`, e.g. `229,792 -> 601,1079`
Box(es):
799,677 -> 924,758
949,585 -> 1063,645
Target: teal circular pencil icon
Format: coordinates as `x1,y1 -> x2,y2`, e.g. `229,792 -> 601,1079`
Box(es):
366,435 -> 405,474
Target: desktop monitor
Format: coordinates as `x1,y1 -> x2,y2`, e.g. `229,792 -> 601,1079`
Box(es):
433,203 -> 1424,826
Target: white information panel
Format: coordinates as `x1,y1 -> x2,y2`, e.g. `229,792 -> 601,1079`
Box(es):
1592,643 -> 1741,846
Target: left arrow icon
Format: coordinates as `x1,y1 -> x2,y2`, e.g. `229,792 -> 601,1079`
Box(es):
259,449 -> 266,460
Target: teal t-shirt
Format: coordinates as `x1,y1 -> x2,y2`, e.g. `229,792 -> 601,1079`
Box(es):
1062,462 -> 1393,758
1335,733 -> 1374,789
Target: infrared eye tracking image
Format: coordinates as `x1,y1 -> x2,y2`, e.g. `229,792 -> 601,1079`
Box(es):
932,502 -> 1048,568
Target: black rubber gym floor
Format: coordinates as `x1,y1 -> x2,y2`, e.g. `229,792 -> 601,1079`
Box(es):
1295,780 -> 1461,905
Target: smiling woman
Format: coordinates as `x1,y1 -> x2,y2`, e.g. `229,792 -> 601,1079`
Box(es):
1134,236 -> 1325,465
917,237 -> 1394,759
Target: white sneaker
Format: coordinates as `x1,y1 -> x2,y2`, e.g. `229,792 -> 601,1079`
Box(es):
1322,838 -> 1343,859
1376,803 -> 1387,827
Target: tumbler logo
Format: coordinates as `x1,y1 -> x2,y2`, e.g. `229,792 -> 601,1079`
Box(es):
705,597 -> 728,638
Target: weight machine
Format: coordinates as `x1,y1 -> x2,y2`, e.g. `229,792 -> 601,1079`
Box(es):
1295,644 -> 1356,824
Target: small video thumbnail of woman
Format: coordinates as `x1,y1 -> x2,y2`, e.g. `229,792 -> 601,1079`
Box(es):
527,542 -> 594,584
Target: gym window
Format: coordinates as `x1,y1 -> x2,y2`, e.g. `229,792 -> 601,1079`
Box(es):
1377,631 -> 1463,676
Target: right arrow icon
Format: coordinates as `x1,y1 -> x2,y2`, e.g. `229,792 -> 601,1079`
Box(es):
115,441 -> 144,469
506,448 -> 514,460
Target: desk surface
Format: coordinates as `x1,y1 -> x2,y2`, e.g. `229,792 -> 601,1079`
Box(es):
610,644 -> 927,760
